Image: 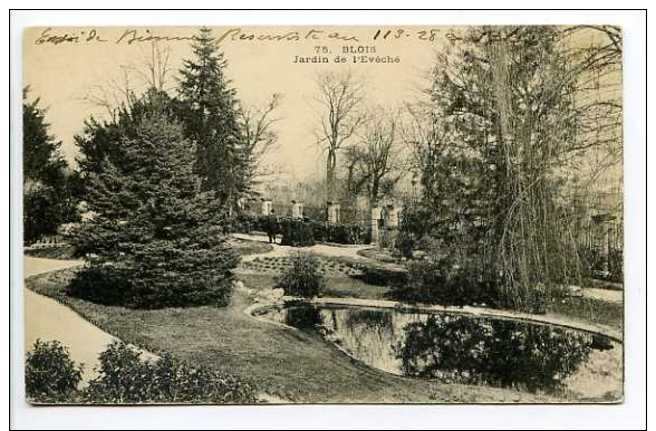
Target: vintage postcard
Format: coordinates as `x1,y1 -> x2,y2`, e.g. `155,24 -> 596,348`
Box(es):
21,24 -> 623,405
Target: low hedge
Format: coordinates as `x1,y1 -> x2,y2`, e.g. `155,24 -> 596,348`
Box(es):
282,219 -> 371,247
231,213 -> 371,246
279,219 -> 316,247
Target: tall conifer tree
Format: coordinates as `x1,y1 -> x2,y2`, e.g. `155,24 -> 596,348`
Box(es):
178,27 -> 244,209
71,90 -> 238,308
23,87 -> 78,243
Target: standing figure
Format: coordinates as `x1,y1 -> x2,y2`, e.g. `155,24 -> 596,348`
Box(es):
266,209 -> 279,244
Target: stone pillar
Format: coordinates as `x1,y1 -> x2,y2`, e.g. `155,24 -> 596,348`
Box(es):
387,204 -> 400,228
327,202 -> 341,224
261,199 -> 272,215
383,204 -> 400,248
248,198 -> 258,215
237,197 -> 246,212
371,206 -> 381,245
291,201 -> 304,219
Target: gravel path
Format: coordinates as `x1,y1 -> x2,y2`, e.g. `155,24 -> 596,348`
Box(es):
582,287 -> 623,304
23,256 -> 156,382
232,232 -> 373,261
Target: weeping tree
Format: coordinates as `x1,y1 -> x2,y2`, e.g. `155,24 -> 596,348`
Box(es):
414,26 -> 595,311
484,27 -> 584,309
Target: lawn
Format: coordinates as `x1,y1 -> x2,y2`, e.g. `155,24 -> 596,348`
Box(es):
546,295 -> 623,331
26,268 -> 560,403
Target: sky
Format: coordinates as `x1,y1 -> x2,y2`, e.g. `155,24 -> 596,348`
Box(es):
23,26 -> 443,181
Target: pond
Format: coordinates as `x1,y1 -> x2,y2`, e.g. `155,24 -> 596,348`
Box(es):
257,303 -> 622,398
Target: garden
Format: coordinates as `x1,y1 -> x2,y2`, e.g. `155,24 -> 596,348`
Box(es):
23,25 -> 624,405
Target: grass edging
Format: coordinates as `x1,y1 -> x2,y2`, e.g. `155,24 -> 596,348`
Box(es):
247,296 -> 623,343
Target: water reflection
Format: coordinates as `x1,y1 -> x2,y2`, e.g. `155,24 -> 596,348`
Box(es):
260,303 -> 618,393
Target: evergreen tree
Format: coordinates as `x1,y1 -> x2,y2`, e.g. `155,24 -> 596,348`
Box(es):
70,92 -> 238,308
74,90 -> 179,199
23,87 -> 78,243
177,27 -> 244,209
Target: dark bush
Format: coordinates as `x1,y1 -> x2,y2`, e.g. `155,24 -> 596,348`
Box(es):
68,244 -> 238,309
579,246 -> 623,284
275,253 -> 325,298
396,229 -> 416,259
83,342 -> 256,404
277,217 -> 371,246
354,265 -> 409,286
388,257 -> 499,307
23,243 -> 77,260
67,264 -> 133,306
607,248 -> 624,283
325,223 -> 369,244
279,218 -> 316,247
25,339 -> 83,402
308,219 -> 328,242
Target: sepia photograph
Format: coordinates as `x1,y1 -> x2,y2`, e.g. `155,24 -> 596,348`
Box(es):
17,20 -> 628,409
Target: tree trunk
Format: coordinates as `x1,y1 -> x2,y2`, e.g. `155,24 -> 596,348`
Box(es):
326,149 -> 337,203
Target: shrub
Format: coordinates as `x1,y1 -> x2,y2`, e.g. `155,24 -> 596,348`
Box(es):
396,229 -> 416,259
227,213 -> 257,233
326,223 -> 370,244
279,219 -> 315,247
355,265 -> 408,286
608,248 -> 623,283
308,220 -> 327,242
25,339 -> 82,402
388,257 -> 498,307
83,342 -> 256,404
278,218 -> 371,246
68,239 -> 239,309
275,253 -> 325,298
67,264 -> 132,306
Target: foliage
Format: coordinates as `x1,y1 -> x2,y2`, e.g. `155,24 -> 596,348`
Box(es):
25,339 -> 82,402
83,342 -> 256,404
387,257 -> 499,308
607,249 -> 624,283
178,27 -> 245,207
326,223 -> 371,245
405,27 -> 594,312
279,218 -> 316,247
275,253 -> 325,298
579,246 -> 623,283
395,204 -> 436,258
23,88 -> 79,243
279,218 -> 370,246
24,243 -> 77,260
74,88 -> 179,198
229,213 -> 268,233
69,96 -> 238,309
396,315 -> 594,391
66,264 -> 134,306
355,265 -> 408,287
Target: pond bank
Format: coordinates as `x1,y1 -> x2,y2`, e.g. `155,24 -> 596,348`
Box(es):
246,296 -> 622,342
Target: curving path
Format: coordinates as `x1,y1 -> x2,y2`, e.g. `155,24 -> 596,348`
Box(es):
23,256 -> 156,382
